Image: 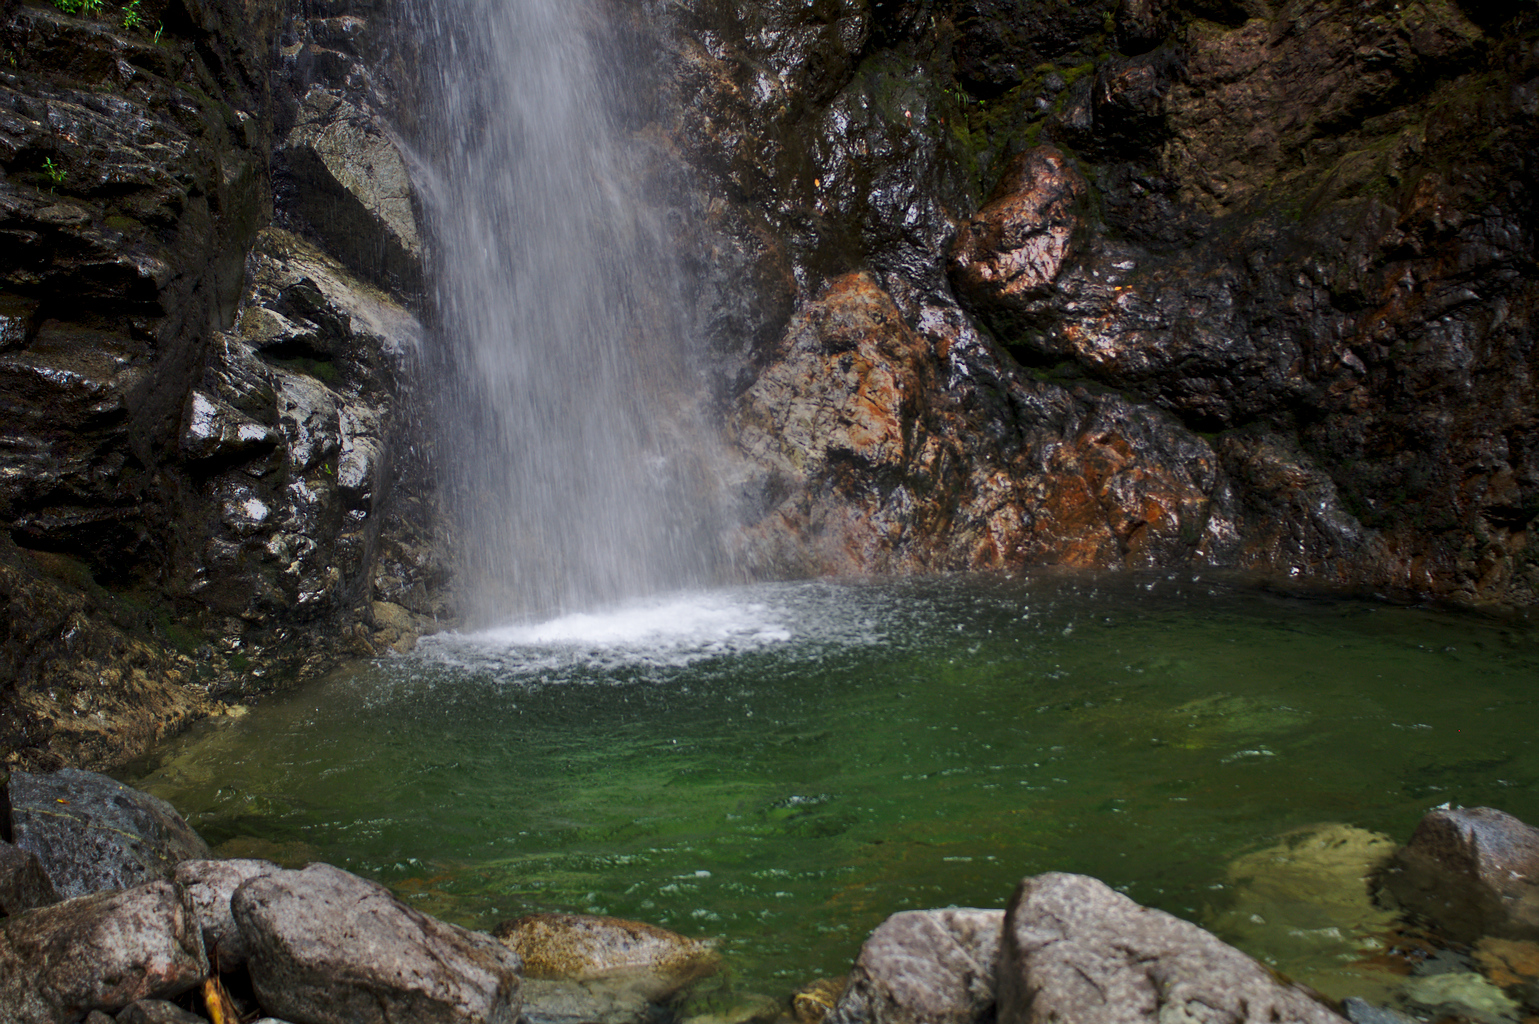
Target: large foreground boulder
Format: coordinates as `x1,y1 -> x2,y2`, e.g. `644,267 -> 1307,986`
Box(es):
1379,806 -> 1539,942
825,908 -> 1003,1024
999,873 -> 1345,1024
8,768 -> 210,899
232,862 -> 522,1024
0,880 -> 208,1024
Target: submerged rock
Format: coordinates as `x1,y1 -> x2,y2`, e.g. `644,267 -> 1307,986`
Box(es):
0,880 -> 208,1024
793,978 -> 848,1024
8,768 -> 210,899
1380,806 -> 1539,943
1204,823 -> 1400,998
232,862 -> 521,1024
495,912 -> 720,1002
998,872 -> 1345,1024
825,908 -> 1003,1024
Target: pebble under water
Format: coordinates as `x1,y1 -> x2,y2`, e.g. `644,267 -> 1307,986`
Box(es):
133,572 -> 1539,1005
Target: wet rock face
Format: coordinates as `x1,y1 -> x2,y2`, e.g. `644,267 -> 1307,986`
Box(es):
652,0 -> 1539,603
0,0 -> 434,769
949,146 -> 1087,332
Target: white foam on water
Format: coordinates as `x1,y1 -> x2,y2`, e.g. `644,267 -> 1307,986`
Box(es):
415,589 -> 796,675
478,593 -> 791,648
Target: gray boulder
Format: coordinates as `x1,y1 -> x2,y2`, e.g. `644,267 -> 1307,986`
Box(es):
998,873 -> 1345,1024
8,769 -> 210,899
0,839 -> 61,916
175,857 -> 281,970
825,909 -> 1003,1024
232,862 -> 522,1024
1379,806 -> 1539,942
0,880 -> 208,1024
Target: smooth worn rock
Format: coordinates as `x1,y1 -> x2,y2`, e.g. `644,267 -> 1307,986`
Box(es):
826,909 -> 1002,1024
0,880 -> 208,1024
232,862 -> 521,1024
495,913 -> 719,1002
0,838 -> 61,916
999,872 -> 1345,1024
174,857 -> 281,970
8,769 -> 210,900
1380,806 -> 1539,942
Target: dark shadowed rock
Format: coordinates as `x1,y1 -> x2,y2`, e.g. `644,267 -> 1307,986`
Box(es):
1379,806 -> 1539,943
825,908 -> 1003,1024
175,857 -> 281,970
0,880 -> 208,1024
9,769 -> 209,899
999,872 -> 1345,1024
0,839 -> 61,916
232,862 -> 521,1024
495,912 -> 720,1001
115,1000 -> 210,1024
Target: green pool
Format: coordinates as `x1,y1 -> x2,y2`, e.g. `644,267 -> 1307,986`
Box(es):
131,571 -> 1539,1004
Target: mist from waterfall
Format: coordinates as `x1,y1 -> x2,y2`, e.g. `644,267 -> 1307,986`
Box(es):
401,0 -> 726,624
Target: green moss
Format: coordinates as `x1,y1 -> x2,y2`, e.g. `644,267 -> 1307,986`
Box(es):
266,353 -> 341,384
154,610 -> 205,655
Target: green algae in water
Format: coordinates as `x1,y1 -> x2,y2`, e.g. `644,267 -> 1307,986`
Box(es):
132,572 -> 1539,999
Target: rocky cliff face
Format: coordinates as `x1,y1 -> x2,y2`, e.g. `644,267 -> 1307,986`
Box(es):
0,0 -> 440,770
1,0 -> 1535,769
636,0 -> 1538,600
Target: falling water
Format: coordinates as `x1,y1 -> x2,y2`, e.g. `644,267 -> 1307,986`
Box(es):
403,0 -> 722,623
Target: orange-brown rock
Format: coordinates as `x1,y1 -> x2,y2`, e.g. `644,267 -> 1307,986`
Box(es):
729,272 -> 1244,577
949,146 -> 1087,318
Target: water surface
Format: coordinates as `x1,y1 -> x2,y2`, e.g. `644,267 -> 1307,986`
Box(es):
135,572 -> 1539,1000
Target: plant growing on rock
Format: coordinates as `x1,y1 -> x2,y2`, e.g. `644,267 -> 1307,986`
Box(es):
40,157 -> 65,192
122,0 -> 143,31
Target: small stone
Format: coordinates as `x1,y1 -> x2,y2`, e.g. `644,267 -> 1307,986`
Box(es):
793,978 -> 847,1024
1339,998 -> 1417,1024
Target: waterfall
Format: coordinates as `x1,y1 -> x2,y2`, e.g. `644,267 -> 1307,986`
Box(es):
402,0 -> 724,623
